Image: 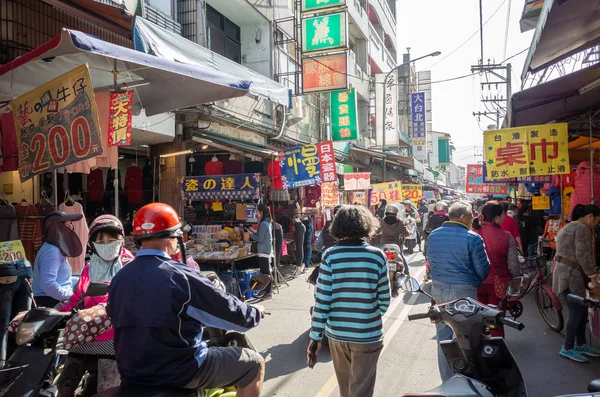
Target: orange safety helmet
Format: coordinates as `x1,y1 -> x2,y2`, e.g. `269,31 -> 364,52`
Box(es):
132,203 -> 182,239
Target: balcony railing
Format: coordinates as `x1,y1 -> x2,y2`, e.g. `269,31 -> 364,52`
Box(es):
368,22 -> 396,71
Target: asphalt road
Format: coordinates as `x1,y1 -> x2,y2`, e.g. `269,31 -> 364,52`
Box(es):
247,251 -> 600,397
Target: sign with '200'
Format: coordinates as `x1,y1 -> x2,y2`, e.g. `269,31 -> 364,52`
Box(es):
11,64 -> 103,182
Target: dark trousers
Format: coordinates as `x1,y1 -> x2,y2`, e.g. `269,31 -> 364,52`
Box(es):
0,262 -> 33,360
564,290 -> 588,349
273,228 -> 283,268
257,256 -> 272,294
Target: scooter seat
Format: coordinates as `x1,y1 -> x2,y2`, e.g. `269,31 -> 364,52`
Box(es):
403,375 -> 489,397
93,386 -> 200,397
588,378 -> 600,392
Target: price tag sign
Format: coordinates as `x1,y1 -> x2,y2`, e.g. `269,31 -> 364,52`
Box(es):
402,184 -> 423,204
0,240 -> 27,263
532,196 -> 550,210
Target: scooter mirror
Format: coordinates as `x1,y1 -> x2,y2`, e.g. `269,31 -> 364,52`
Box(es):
249,274 -> 271,292
86,282 -> 109,297
398,276 -> 420,293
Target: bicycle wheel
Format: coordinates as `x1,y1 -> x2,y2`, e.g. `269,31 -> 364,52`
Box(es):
534,286 -> 564,332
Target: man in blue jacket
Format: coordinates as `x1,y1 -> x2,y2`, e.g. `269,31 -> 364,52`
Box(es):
426,201 -> 490,381
108,203 -> 265,396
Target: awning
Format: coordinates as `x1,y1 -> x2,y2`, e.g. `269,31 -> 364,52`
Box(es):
0,29 -> 251,116
194,132 -> 279,158
522,0 -> 600,80
133,18 -> 291,108
509,62 -> 600,127
350,145 -> 414,168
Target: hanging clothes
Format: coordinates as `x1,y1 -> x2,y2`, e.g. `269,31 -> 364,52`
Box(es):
142,162 -> 154,203
223,159 -> 243,174
66,156 -> 97,174
293,219 -> 305,267
124,166 -> 143,205
304,185 -> 321,208
16,203 -> 42,262
58,202 -> 88,274
36,202 -> 55,217
302,218 -> 313,266
0,112 -> 18,172
0,203 -> 19,242
267,160 -> 283,189
245,161 -> 264,174
87,169 -> 105,203
205,159 -> 224,176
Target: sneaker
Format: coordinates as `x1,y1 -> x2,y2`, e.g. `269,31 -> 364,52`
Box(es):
560,347 -> 589,363
575,344 -> 600,357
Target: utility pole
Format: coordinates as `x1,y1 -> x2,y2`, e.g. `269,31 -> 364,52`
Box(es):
471,62 -> 512,129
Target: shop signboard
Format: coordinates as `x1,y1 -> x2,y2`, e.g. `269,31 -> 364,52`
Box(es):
343,172 -> 371,190
11,64 -> 103,182
369,181 -> 403,205
302,12 -> 347,53
279,141 -> 337,188
438,136 -> 451,165
375,71 -> 398,147
481,163 -> 552,183
302,53 -> 348,93
321,182 -> 340,207
466,164 -> 509,195
301,0 -> 345,13
402,184 -> 423,204
330,88 -> 358,141
108,90 -> 134,146
410,92 -> 427,146
532,195 -> 550,210
182,173 -> 261,201
484,123 -> 569,180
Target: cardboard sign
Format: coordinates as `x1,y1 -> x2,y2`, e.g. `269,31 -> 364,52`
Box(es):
532,195 -> 550,210
0,240 -> 27,263
402,184 -> 423,204
370,181 -> 402,205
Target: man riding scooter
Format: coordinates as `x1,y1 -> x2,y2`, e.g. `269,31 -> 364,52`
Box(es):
107,203 -> 266,396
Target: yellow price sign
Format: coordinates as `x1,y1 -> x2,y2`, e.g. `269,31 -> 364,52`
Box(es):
0,240 -> 27,263
532,196 -> 550,210
402,184 -> 423,204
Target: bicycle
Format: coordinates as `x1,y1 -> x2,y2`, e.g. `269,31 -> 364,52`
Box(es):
499,252 -> 564,332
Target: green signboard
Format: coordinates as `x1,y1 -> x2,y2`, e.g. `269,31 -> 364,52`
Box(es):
438,136 -> 451,164
302,11 -> 347,53
330,88 -> 358,141
302,0 -> 346,13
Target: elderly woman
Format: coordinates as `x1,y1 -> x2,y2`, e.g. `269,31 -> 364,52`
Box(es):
553,204 -> 600,363
308,206 -> 390,397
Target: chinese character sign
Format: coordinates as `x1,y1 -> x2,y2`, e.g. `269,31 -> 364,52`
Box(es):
301,0 -> 346,13
302,12 -> 347,53
279,141 -> 337,188
343,172 -> 371,190
375,72 -> 398,147
108,90 -> 134,146
330,88 -> 358,141
182,173 -> 260,201
11,64 -> 103,182
410,92 -> 426,146
465,164 -> 509,194
484,123 -> 569,180
402,184 -> 423,204
302,53 -> 347,93
370,181 -> 403,205
438,136 -> 451,165
532,196 -> 550,210
321,183 -> 340,207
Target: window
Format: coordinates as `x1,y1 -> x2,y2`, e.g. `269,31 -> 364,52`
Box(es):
206,5 -> 241,64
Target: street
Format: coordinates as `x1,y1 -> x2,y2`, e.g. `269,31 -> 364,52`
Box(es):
248,252 -> 600,397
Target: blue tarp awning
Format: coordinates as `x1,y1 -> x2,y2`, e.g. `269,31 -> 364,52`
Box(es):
0,29 -> 251,115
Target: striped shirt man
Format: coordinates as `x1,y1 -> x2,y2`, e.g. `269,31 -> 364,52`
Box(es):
310,239 -> 390,344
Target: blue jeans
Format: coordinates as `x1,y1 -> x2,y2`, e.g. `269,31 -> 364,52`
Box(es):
431,280 -> 478,382
0,261 -> 33,360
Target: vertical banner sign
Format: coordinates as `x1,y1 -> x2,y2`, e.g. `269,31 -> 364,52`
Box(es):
370,181 -> 403,205
302,12 -> 347,53
484,123 -> 570,180
410,92 -> 426,145
302,53 -> 348,93
321,183 -> 340,207
330,88 -> 358,141
302,0 -> 346,13
108,90 -> 134,146
343,172 -> 371,190
465,164 -> 509,194
375,72 -> 398,147
279,141 -> 337,188
402,184 -> 423,204
11,64 -> 103,182
438,136 -> 451,165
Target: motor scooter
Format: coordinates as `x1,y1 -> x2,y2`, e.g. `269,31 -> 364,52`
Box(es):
382,244 -> 409,298
397,276 -> 527,397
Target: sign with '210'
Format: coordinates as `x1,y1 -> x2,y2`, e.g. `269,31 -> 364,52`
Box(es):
11,64 -> 103,182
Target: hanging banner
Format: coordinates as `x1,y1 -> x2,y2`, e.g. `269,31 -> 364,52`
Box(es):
11,64 -> 103,182
466,164 -> 509,194
481,163 -> 552,183
108,90 -> 134,146
302,11 -> 348,53
369,181 -> 403,205
349,191 -> 366,205
438,136 -> 451,165
402,184 -> 423,204
182,173 -> 261,201
532,195 -> 550,210
279,141 -> 337,188
410,92 -> 426,146
302,53 -> 348,93
343,172 -> 371,190
321,182 -> 340,207
484,123 -> 569,180
330,88 -> 358,141
375,72 -> 398,147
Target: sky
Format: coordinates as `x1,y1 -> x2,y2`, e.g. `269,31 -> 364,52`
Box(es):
396,0 -> 534,166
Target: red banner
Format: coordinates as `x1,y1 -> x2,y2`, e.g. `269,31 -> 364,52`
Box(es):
466,164 -> 509,195
108,90 -> 134,146
317,140 -> 337,183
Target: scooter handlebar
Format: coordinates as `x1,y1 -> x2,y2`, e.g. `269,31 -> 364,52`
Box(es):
499,316 -> 525,331
408,312 -> 430,321
567,293 -> 600,309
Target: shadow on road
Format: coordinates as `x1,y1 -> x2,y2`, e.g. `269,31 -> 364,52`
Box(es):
261,329 -> 333,382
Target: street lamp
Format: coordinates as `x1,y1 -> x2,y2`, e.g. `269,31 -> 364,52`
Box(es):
382,50 -> 441,182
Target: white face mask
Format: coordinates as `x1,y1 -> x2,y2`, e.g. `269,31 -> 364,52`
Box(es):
93,241 -> 123,261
